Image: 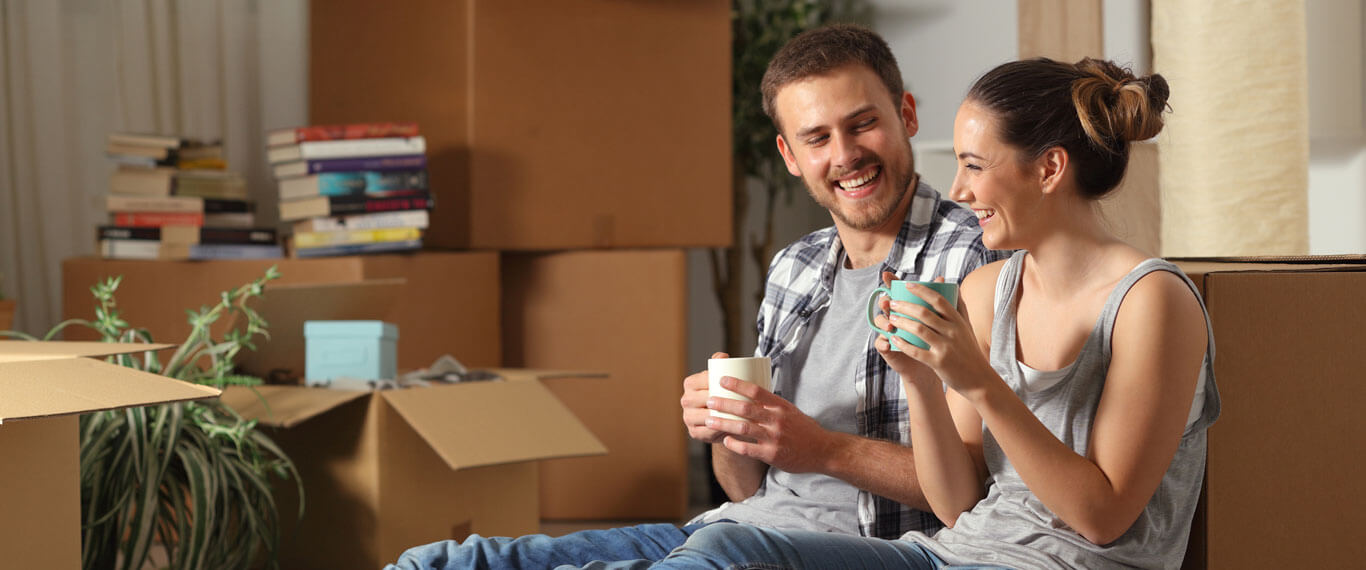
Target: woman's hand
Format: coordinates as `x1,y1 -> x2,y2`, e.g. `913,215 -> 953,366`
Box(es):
879,278 -> 993,397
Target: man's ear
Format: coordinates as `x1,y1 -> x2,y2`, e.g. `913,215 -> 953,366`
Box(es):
776,134 -> 802,177
1038,146 -> 1068,194
900,91 -> 919,138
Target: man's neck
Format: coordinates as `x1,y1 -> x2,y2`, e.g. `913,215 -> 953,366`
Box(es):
836,179 -> 916,270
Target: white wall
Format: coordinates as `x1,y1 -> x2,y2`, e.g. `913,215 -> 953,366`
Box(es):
1306,0 -> 1366,254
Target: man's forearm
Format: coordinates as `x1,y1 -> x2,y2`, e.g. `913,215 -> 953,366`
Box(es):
820,432 -> 931,512
712,442 -> 768,502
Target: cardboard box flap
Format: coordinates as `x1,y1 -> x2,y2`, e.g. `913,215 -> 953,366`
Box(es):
381,380 -> 606,471
219,385 -> 370,428
484,369 -> 608,383
0,341 -> 177,363
0,357 -> 220,423
1171,255 -> 1366,277
236,279 -> 405,377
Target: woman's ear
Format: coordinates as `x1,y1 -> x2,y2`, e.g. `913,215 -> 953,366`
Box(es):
1038,146 -> 1069,195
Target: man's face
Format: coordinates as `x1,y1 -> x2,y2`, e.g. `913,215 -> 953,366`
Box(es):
773,64 -> 918,233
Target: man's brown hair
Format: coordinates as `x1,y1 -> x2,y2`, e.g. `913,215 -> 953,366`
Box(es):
760,24 -> 905,133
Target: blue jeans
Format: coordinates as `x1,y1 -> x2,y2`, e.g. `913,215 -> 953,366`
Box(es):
384,522 -> 712,570
649,523 -> 1006,570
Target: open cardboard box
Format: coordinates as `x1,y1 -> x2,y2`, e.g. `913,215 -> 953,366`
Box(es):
219,278 -> 608,569
1172,255 -> 1366,569
0,341 -> 222,568
220,370 -> 607,569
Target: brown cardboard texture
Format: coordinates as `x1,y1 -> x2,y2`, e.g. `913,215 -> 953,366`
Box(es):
1172,257 -> 1366,569
311,0 -> 731,250
220,370 -> 606,570
503,249 -> 689,520
63,252 -> 502,374
233,278 -> 404,382
0,341 -> 221,569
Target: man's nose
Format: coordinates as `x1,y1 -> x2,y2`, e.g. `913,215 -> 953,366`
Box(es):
831,133 -> 862,170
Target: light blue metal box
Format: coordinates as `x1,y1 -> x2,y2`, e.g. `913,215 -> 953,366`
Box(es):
304,320 -> 398,385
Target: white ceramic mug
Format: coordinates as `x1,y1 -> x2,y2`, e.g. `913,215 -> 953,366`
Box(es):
707,356 -> 772,420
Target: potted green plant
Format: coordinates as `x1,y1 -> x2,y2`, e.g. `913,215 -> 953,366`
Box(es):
1,267 -> 300,570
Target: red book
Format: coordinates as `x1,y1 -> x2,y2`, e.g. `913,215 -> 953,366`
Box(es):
110,211 -> 205,227
266,122 -> 420,147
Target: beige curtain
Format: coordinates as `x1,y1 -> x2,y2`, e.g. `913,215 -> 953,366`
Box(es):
1152,0 -> 1310,256
0,0 -> 305,334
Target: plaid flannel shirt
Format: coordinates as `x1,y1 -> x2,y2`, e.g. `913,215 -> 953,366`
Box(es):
755,180 -> 1008,539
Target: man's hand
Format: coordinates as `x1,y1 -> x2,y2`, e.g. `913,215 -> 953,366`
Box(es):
681,352 -> 729,443
706,375 -> 838,474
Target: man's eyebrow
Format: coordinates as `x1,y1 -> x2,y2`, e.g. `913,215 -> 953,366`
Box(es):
793,105 -> 879,139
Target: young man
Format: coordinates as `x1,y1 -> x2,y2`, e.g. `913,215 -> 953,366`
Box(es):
386,24 -> 1002,570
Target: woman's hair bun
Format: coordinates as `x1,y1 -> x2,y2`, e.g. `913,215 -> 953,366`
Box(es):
1071,58 -> 1170,154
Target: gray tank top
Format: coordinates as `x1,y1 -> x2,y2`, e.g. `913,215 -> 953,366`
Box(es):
912,251 -> 1221,569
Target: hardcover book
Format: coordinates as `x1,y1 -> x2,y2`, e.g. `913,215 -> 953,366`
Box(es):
292,226 -> 421,249
109,167 -> 177,197
271,155 -> 426,179
277,169 -> 428,200
106,195 -> 251,214
109,212 -> 206,228
266,122 -> 420,147
291,239 -> 422,258
266,136 -> 426,165
277,192 -> 433,222
98,225 -> 277,246
289,209 -> 430,233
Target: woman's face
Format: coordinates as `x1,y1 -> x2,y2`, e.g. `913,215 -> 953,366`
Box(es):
948,101 -> 1046,251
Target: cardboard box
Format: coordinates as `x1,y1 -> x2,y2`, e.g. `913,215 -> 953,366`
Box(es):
220,369 -> 607,569
62,252 -> 501,376
311,0 -> 732,250
1174,257 -> 1366,569
503,250 -> 690,519
0,341 -> 221,568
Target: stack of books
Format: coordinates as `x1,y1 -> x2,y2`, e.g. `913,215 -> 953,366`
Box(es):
100,132 -> 282,260
266,122 -> 432,258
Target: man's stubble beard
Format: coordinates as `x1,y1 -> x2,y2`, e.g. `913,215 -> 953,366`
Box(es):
806,149 -> 916,231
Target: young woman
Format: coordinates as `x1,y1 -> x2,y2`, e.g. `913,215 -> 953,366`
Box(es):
643,58 -> 1220,570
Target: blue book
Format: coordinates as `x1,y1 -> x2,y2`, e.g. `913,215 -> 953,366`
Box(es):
278,169 -> 428,200
293,239 -> 423,258
188,243 -> 284,260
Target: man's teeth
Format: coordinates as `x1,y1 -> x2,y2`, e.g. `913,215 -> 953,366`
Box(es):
975,209 -> 994,220
839,169 -> 877,189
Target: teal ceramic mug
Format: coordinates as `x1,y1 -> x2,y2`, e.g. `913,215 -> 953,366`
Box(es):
865,280 -> 959,350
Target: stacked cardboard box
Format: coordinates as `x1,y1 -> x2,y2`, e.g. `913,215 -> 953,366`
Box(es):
308,0 -> 732,522
1174,257 -> 1366,569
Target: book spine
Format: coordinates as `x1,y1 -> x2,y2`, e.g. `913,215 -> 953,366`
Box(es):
327,193 -> 434,216
293,226 -> 421,248
201,199 -> 252,214
297,136 -> 426,160
307,155 -> 427,174
98,226 -> 162,241
199,228 -> 278,245
106,195 -> 203,213
314,170 -> 428,196
188,244 -> 284,260
110,212 -> 206,227
287,122 -> 420,143
291,209 -> 430,232
292,239 -> 422,258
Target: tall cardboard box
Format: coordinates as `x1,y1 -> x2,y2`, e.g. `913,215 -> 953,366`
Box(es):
503,250 -> 689,519
62,252 -> 501,374
311,0 -> 731,250
1174,258 -> 1366,569
221,370 -> 606,569
0,342 -> 221,568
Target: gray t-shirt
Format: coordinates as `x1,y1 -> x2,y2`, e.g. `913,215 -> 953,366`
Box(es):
697,255 -> 881,533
